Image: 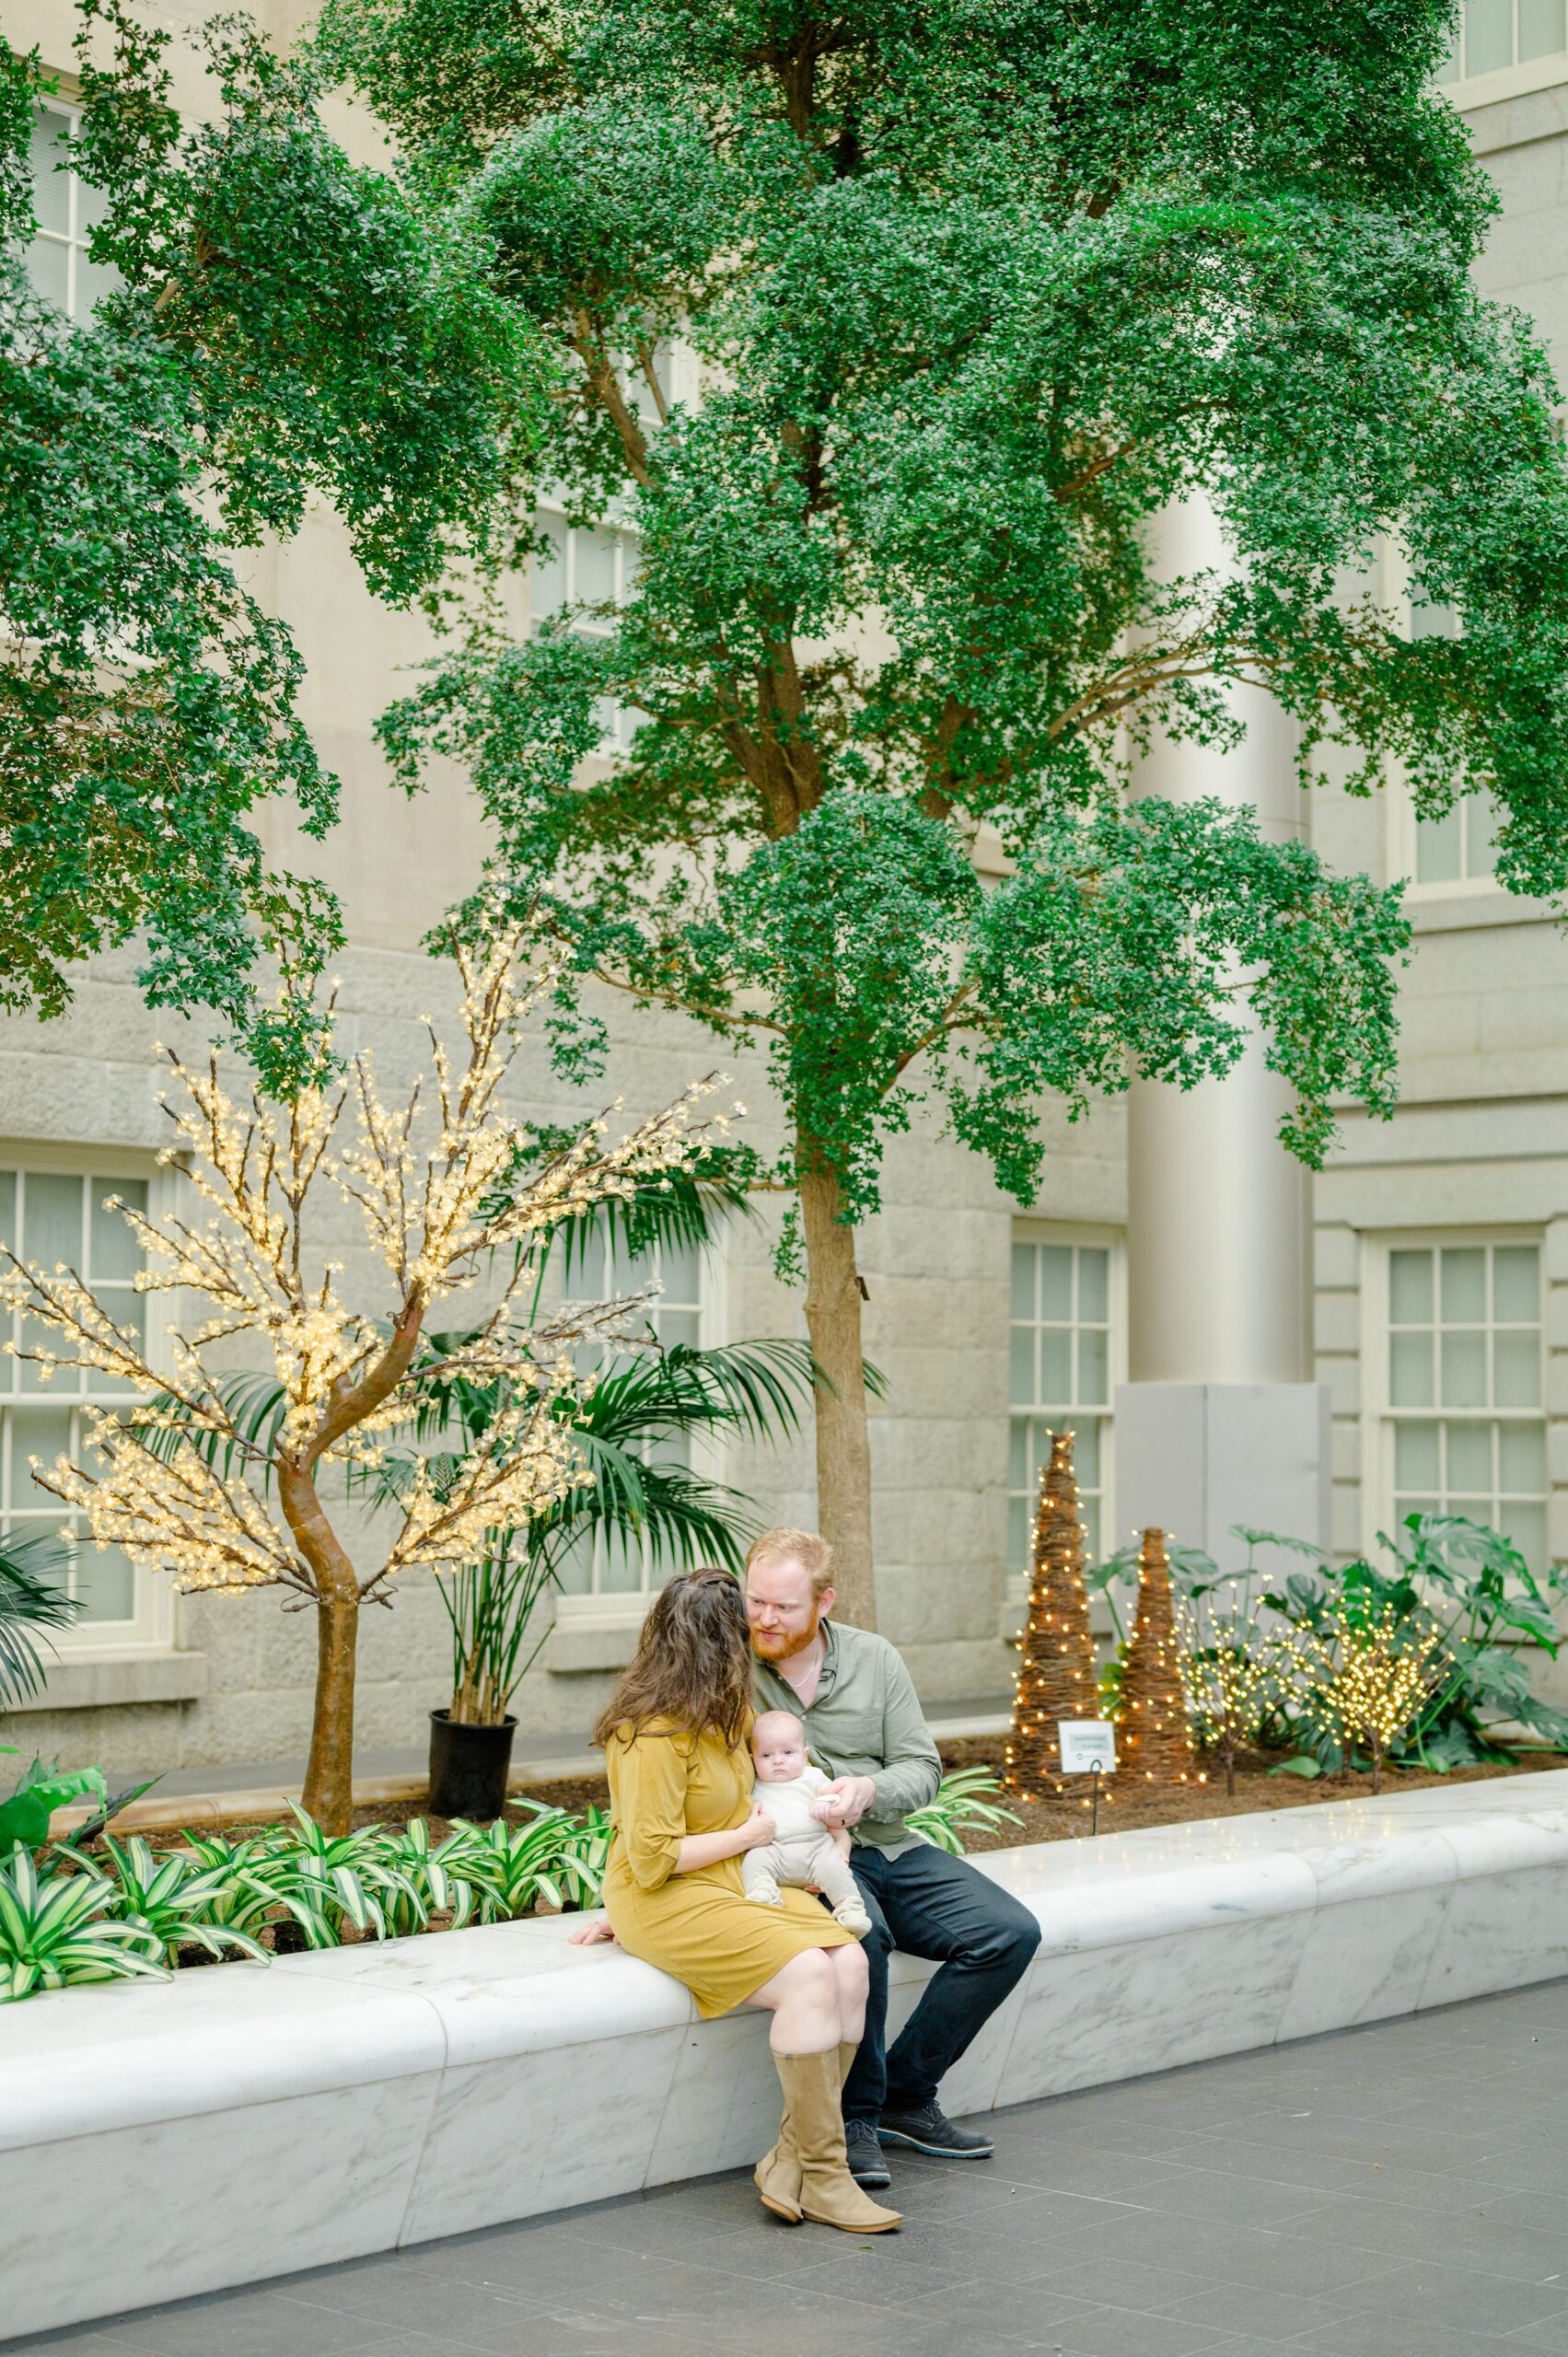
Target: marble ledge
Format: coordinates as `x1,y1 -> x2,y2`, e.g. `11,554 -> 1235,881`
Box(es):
6,1771 -> 1568,2337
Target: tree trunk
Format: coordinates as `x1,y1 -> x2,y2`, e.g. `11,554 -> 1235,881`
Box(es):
301,1585 -> 360,1834
279,1461 -> 362,1835
797,1145 -> 877,1630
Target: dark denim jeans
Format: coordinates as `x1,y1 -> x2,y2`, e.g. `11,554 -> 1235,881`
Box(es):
841,1841 -> 1042,2126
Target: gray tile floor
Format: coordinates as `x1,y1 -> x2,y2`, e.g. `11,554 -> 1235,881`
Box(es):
14,1979 -> 1568,2357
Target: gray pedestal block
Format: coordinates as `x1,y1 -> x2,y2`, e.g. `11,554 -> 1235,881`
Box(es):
1112,1380 -> 1331,1572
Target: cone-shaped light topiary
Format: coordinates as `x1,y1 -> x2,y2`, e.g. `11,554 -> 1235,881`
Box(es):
1121,1527 -> 1199,1785
1005,1429 -> 1101,1799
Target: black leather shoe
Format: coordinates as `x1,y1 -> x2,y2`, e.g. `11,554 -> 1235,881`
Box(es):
844,2119 -> 892,2188
877,2101 -> 995,2158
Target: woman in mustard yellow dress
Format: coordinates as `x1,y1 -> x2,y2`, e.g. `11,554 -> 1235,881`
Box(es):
568,1567 -> 900,2232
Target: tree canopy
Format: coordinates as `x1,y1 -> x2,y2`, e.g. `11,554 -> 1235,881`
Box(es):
1,3 -> 545,1084
315,0 -> 1568,1618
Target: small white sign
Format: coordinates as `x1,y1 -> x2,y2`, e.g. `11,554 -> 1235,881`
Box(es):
1058,1720 -> 1117,1775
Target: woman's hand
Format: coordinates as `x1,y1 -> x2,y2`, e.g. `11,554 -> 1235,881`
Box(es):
567,1915 -> 617,1945
738,1803 -> 776,1851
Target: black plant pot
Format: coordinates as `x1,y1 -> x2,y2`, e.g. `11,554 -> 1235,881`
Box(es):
428,1708 -> 517,1822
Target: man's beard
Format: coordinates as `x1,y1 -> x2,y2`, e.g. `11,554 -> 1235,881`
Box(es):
750,1613 -> 821,1665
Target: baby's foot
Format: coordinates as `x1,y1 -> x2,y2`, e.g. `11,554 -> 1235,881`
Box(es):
748,1886 -> 784,1908
833,1900 -> 873,1936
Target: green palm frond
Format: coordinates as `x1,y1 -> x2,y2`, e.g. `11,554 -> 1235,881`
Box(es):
132,1372 -> 289,1483
546,1159 -> 760,1285
0,1532 -> 80,1710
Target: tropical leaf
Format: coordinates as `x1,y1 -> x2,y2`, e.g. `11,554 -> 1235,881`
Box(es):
906,1770 -> 1024,1856
0,1847 -> 168,2001
0,1758 -> 110,1855
0,1530 -> 80,1709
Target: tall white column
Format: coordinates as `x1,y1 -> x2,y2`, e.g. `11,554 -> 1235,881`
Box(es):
1114,496 -> 1331,1571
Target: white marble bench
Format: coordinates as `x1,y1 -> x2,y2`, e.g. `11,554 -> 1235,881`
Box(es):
6,1771 -> 1568,2338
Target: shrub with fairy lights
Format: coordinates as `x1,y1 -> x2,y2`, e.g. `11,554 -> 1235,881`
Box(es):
1177,1590 -> 1289,1797
1301,1605 -> 1450,1793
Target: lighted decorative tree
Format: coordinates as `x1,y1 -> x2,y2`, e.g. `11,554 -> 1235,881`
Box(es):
1005,1429 -> 1100,1801
1121,1527 -> 1199,1785
1178,1591 -> 1282,1797
0,911 -> 724,1831
1305,1606 -> 1448,1794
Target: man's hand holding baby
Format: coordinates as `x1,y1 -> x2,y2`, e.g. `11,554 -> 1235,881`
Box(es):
810,1773 -> 878,1829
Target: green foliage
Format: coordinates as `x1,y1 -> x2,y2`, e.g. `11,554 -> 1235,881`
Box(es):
341,0 -> 1568,1250
0,1531 -> 78,1709
0,1793 -> 614,2001
906,1770 -> 1023,1856
0,6 -> 542,1086
72,0 -> 551,600
1262,1512 -> 1568,1770
58,1832 -> 270,1965
0,1752 -> 108,1854
443,1800 -> 612,1917
0,1846 -> 167,1999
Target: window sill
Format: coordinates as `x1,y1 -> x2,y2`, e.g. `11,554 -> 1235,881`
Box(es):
1409,887 -> 1558,935
545,1616 -> 644,1676
6,1651 -> 208,1713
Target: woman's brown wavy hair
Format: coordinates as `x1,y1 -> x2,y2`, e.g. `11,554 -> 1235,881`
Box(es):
593,1566 -> 753,1751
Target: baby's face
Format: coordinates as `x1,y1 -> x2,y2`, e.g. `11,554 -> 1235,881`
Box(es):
753,1725 -> 808,1782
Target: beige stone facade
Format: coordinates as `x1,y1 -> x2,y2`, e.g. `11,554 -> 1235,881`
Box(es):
7,6 -> 1568,1778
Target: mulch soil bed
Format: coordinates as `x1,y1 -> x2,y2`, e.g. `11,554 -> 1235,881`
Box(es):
178,1739 -> 1568,1850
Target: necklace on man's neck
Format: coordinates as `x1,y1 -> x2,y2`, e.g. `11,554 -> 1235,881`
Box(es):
781,1624 -> 827,1706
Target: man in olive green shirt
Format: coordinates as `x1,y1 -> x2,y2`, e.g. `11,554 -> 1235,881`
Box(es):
748,1526 -> 1041,2190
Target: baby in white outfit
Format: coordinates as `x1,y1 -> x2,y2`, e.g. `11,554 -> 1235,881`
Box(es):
744,1709 -> 873,1936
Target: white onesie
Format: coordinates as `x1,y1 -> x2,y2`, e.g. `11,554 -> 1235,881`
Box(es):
742,1766 -> 872,1934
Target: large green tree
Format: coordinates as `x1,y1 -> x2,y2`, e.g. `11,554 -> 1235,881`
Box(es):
326,0 -> 1568,1623
1,4 -> 542,1080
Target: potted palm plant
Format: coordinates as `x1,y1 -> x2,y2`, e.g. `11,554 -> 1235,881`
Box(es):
372,1164 -> 822,1820
398,1331 -> 819,1817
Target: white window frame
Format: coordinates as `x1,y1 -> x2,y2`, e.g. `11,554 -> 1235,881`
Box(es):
1382,584 -> 1501,900
26,93 -> 114,325
1362,1227 -> 1550,1576
1437,0 -> 1568,106
552,1225 -> 729,1630
1007,1221 -> 1125,1598
1388,780 -> 1502,901
0,1144 -> 175,1656
528,505 -> 645,755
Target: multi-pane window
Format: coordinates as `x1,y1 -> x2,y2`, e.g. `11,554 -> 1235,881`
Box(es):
1385,1238 -> 1547,1573
556,1230 -> 709,1603
1414,793 -> 1498,888
529,511 -> 645,753
1009,1236 -> 1114,1566
1404,602 -> 1498,887
0,1170 -> 149,1631
26,100 -> 118,323
1438,0 -> 1567,80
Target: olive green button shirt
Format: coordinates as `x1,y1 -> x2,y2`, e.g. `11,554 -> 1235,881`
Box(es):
751,1618 -> 942,1856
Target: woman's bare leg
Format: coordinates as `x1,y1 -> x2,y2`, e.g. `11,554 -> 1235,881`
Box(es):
828,1940 -> 868,2046
744,1946 -> 841,2052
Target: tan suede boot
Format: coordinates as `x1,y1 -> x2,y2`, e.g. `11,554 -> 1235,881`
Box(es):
777,2049 -> 901,2234
753,2111 -> 802,2223
754,2041 -> 865,2223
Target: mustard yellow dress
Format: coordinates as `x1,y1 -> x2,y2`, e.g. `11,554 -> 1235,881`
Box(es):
602,1717 -> 855,2017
